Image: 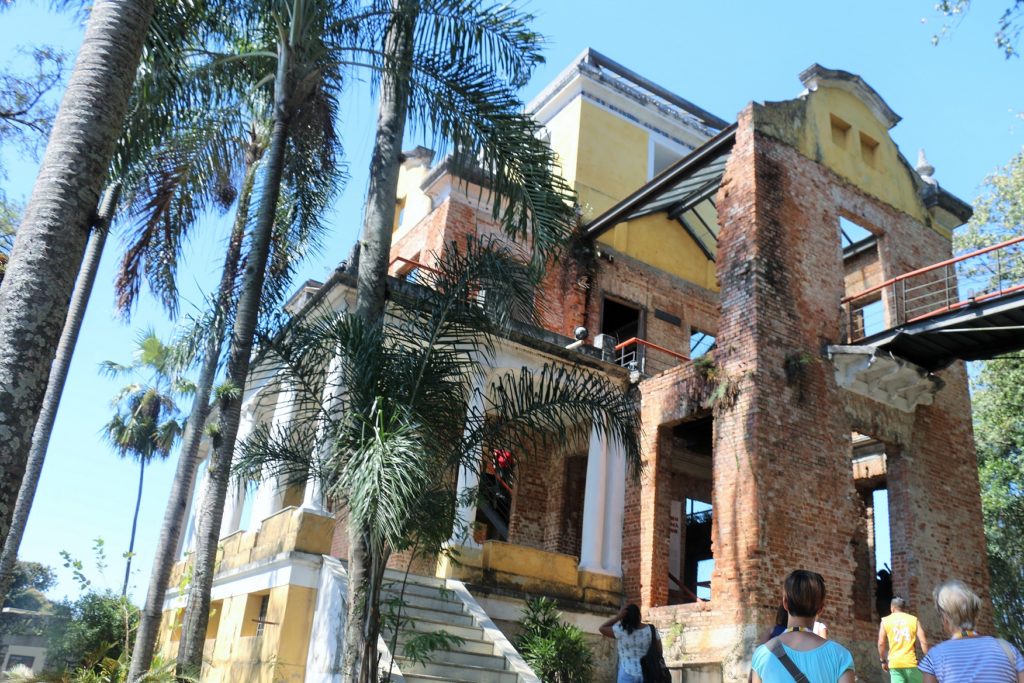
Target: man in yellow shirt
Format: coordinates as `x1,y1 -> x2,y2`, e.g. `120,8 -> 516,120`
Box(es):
879,596 -> 930,683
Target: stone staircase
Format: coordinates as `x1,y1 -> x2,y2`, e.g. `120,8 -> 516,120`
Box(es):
380,570 -> 537,683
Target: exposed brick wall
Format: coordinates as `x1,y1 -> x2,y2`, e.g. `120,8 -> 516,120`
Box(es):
584,248 -> 720,363
340,115 -> 990,683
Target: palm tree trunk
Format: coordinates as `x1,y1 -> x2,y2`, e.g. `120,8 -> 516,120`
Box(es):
346,4 -> 417,682
0,185 -> 119,608
122,458 -> 146,597
176,46 -> 293,677
0,0 -> 154,550
127,153 -> 258,683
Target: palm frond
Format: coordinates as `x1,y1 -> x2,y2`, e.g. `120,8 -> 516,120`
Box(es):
476,364 -> 643,480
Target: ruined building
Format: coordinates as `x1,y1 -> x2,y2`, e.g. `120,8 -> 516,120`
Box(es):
160,49 -> 990,683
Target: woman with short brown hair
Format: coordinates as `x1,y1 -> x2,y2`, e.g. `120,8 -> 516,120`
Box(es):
750,570 -> 855,683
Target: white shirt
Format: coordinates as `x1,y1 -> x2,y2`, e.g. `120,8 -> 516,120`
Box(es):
613,622 -> 654,676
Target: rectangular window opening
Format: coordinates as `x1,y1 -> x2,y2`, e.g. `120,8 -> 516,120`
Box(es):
852,432 -> 893,622
241,592 -> 272,637
602,297 -> 644,370
5,655 -> 36,671
667,416 -> 714,605
474,441 -> 514,543
689,329 -> 716,359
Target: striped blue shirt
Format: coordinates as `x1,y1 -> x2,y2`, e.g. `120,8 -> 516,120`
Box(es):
919,636 -> 1024,682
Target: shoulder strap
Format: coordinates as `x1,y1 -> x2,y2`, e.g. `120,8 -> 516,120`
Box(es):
646,624 -> 662,657
766,638 -> 811,683
996,638 -> 1017,669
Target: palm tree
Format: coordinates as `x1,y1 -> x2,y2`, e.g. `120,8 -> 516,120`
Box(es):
0,184 -> 119,609
236,238 -> 643,683
0,2 -> 274,618
172,3 -> 346,671
0,0 -> 157,551
348,2 -> 576,677
101,333 -> 187,597
175,1 -> 576,672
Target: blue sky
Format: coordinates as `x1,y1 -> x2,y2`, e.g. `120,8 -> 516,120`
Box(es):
1,1 -> 1020,601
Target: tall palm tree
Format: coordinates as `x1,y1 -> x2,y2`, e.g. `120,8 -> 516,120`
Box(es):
236,238 -> 643,683
173,2 -> 346,672
101,333 -> 188,597
0,184 -> 119,609
175,1 -> 576,673
0,0 -> 157,550
0,0 -> 270,616
348,2 -> 576,677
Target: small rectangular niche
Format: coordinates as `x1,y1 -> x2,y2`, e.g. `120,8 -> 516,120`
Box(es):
830,114 -> 852,149
241,592 -> 271,637
859,132 -> 880,169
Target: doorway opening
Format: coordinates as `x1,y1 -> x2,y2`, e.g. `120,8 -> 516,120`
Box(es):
851,431 -> 893,621
601,297 -> 643,344
667,415 -> 714,604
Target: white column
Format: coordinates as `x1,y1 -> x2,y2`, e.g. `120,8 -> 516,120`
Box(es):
300,475 -> 326,514
578,421 -> 608,573
175,455 -> 203,557
180,467 -> 207,557
450,385 -> 486,547
250,385 -> 294,526
601,436 -> 627,577
300,358 -> 343,515
220,405 -> 255,537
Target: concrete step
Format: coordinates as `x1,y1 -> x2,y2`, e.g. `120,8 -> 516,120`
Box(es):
397,659 -> 518,683
382,569 -> 448,589
381,578 -> 456,601
400,605 -> 474,627
398,648 -> 507,670
382,592 -> 467,615
385,616 -> 485,642
402,674 -> 480,683
394,631 -> 496,656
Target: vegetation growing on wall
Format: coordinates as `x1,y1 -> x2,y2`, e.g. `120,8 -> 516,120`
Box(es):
515,597 -> 594,683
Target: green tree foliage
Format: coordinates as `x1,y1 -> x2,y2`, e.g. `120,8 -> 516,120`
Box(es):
235,238 -> 640,682
6,651 -> 188,683
0,45 -> 65,280
515,597 -> 594,683
3,560 -> 56,610
100,333 -> 188,597
955,149 -> 1024,647
934,1 -> 1024,57
45,591 -> 139,675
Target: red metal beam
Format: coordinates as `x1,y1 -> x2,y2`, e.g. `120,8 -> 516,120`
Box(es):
613,336 -> 690,363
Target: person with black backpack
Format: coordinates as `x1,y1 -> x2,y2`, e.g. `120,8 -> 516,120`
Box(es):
750,570 -> 856,683
599,603 -> 670,683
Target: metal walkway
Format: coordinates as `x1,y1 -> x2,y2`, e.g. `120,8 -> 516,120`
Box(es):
843,235 -> 1024,371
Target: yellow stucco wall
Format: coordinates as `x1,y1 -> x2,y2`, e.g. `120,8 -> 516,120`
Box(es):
572,101 -> 649,217
160,584 -> 316,683
157,509 -> 333,682
753,84 -> 952,238
802,88 -> 930,225
546,98 -> 718,288
599,213 -> 719,292
436,540 -> 621,606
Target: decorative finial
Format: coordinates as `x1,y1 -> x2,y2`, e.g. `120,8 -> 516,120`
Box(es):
917,149 -> 937,185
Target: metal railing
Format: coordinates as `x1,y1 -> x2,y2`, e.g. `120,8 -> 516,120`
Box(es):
613,337 -> 690,376
842,235 -> 1024,342
388,256 -> 441,281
